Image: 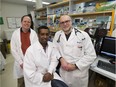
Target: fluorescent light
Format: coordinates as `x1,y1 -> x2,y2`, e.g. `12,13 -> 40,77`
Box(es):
42,1 -> 50,5
25,0 -> 50,5
25,0 -> 36,2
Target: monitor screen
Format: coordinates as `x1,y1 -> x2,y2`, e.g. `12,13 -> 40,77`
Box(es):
100,36 -> 116,59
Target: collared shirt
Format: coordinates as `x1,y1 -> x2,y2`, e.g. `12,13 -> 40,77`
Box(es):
65,32 -> 71,41
20,28 -> 31,55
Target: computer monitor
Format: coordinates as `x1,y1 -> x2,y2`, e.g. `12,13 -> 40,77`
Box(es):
99,36 -> 116,59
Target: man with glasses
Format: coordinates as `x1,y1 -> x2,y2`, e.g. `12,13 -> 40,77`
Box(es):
53,15 -> 96,87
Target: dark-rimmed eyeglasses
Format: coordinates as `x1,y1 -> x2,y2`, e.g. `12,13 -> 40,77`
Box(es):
60,20 -> 71,25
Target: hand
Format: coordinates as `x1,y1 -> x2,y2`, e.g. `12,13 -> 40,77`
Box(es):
66,63 -> 77,71
20,63 -> 23,69
60,57 -> 68,70
43,72 -> 53,82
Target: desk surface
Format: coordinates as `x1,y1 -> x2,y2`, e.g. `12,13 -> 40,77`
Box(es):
90,56 -> 116,81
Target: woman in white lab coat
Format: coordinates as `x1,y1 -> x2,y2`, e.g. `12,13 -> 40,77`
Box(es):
11,15 -> 38,87
23,26 -> 63,87
53,15 -> 96,87
11,28 -> 38,78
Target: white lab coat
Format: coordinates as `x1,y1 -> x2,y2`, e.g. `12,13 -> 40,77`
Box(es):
11,28 -> 38,78
24,41 -> 63,87
53,28 -> 96,87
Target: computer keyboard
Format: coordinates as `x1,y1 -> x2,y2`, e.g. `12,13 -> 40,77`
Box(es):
97,60 -> 116,74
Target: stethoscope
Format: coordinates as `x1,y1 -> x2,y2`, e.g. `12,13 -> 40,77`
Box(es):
57,28 -> 85,43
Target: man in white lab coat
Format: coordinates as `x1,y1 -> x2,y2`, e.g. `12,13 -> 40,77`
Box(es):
53,15 -> 96,87
23,26 -> 64,87
11,15 -> 38,87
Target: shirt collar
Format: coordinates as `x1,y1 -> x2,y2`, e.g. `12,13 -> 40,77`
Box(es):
20,27 -> 31,32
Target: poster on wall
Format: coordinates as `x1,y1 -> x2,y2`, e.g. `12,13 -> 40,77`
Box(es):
7,17 -> 21,29
7,17 -> 16,28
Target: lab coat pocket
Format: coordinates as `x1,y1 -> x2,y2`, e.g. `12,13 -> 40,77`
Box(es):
73,43 -> 83,57
64,44 -> 73,54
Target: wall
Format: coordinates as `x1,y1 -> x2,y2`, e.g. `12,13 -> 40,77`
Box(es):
0,2 -> 28,39
27,6 -> 35,14
0,0 -> 2,38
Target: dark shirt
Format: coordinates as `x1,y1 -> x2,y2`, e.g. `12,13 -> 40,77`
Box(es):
65,32 -> 71,41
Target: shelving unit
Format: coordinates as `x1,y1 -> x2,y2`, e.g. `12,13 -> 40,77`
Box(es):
70,10 -> 115,35
35,7 -> 46,12
36,17 -> 47,20
72,0 -> 107,4
34,0 -> 115,36
35,7 -> 47,19
70,11 -> 112,17
48,1 -> 69,8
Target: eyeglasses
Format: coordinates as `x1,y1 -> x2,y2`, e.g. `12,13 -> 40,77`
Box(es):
60,20 -> 71,25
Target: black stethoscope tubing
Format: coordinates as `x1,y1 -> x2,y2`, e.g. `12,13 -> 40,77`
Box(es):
57,28 -> 85,43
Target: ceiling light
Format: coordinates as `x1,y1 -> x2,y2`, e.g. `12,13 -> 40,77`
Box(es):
42,1 -> 50,5
25,0 -> 50,5
25,0 -> 36,2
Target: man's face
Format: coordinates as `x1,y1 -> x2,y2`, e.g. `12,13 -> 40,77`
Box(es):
21,16 -> 31,30
38,29 -> 49,45
59,15 -> 72,32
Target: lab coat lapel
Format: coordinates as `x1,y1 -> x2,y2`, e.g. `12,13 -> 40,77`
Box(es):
61,30 -> 67,41
36,41 -> 49,68
36,41 -> 49,63
47,42 -> 52,60
36,41 -> 46,56
18,29 -> 21,47
18,29 -> 24,57
68,28 -> 75,41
